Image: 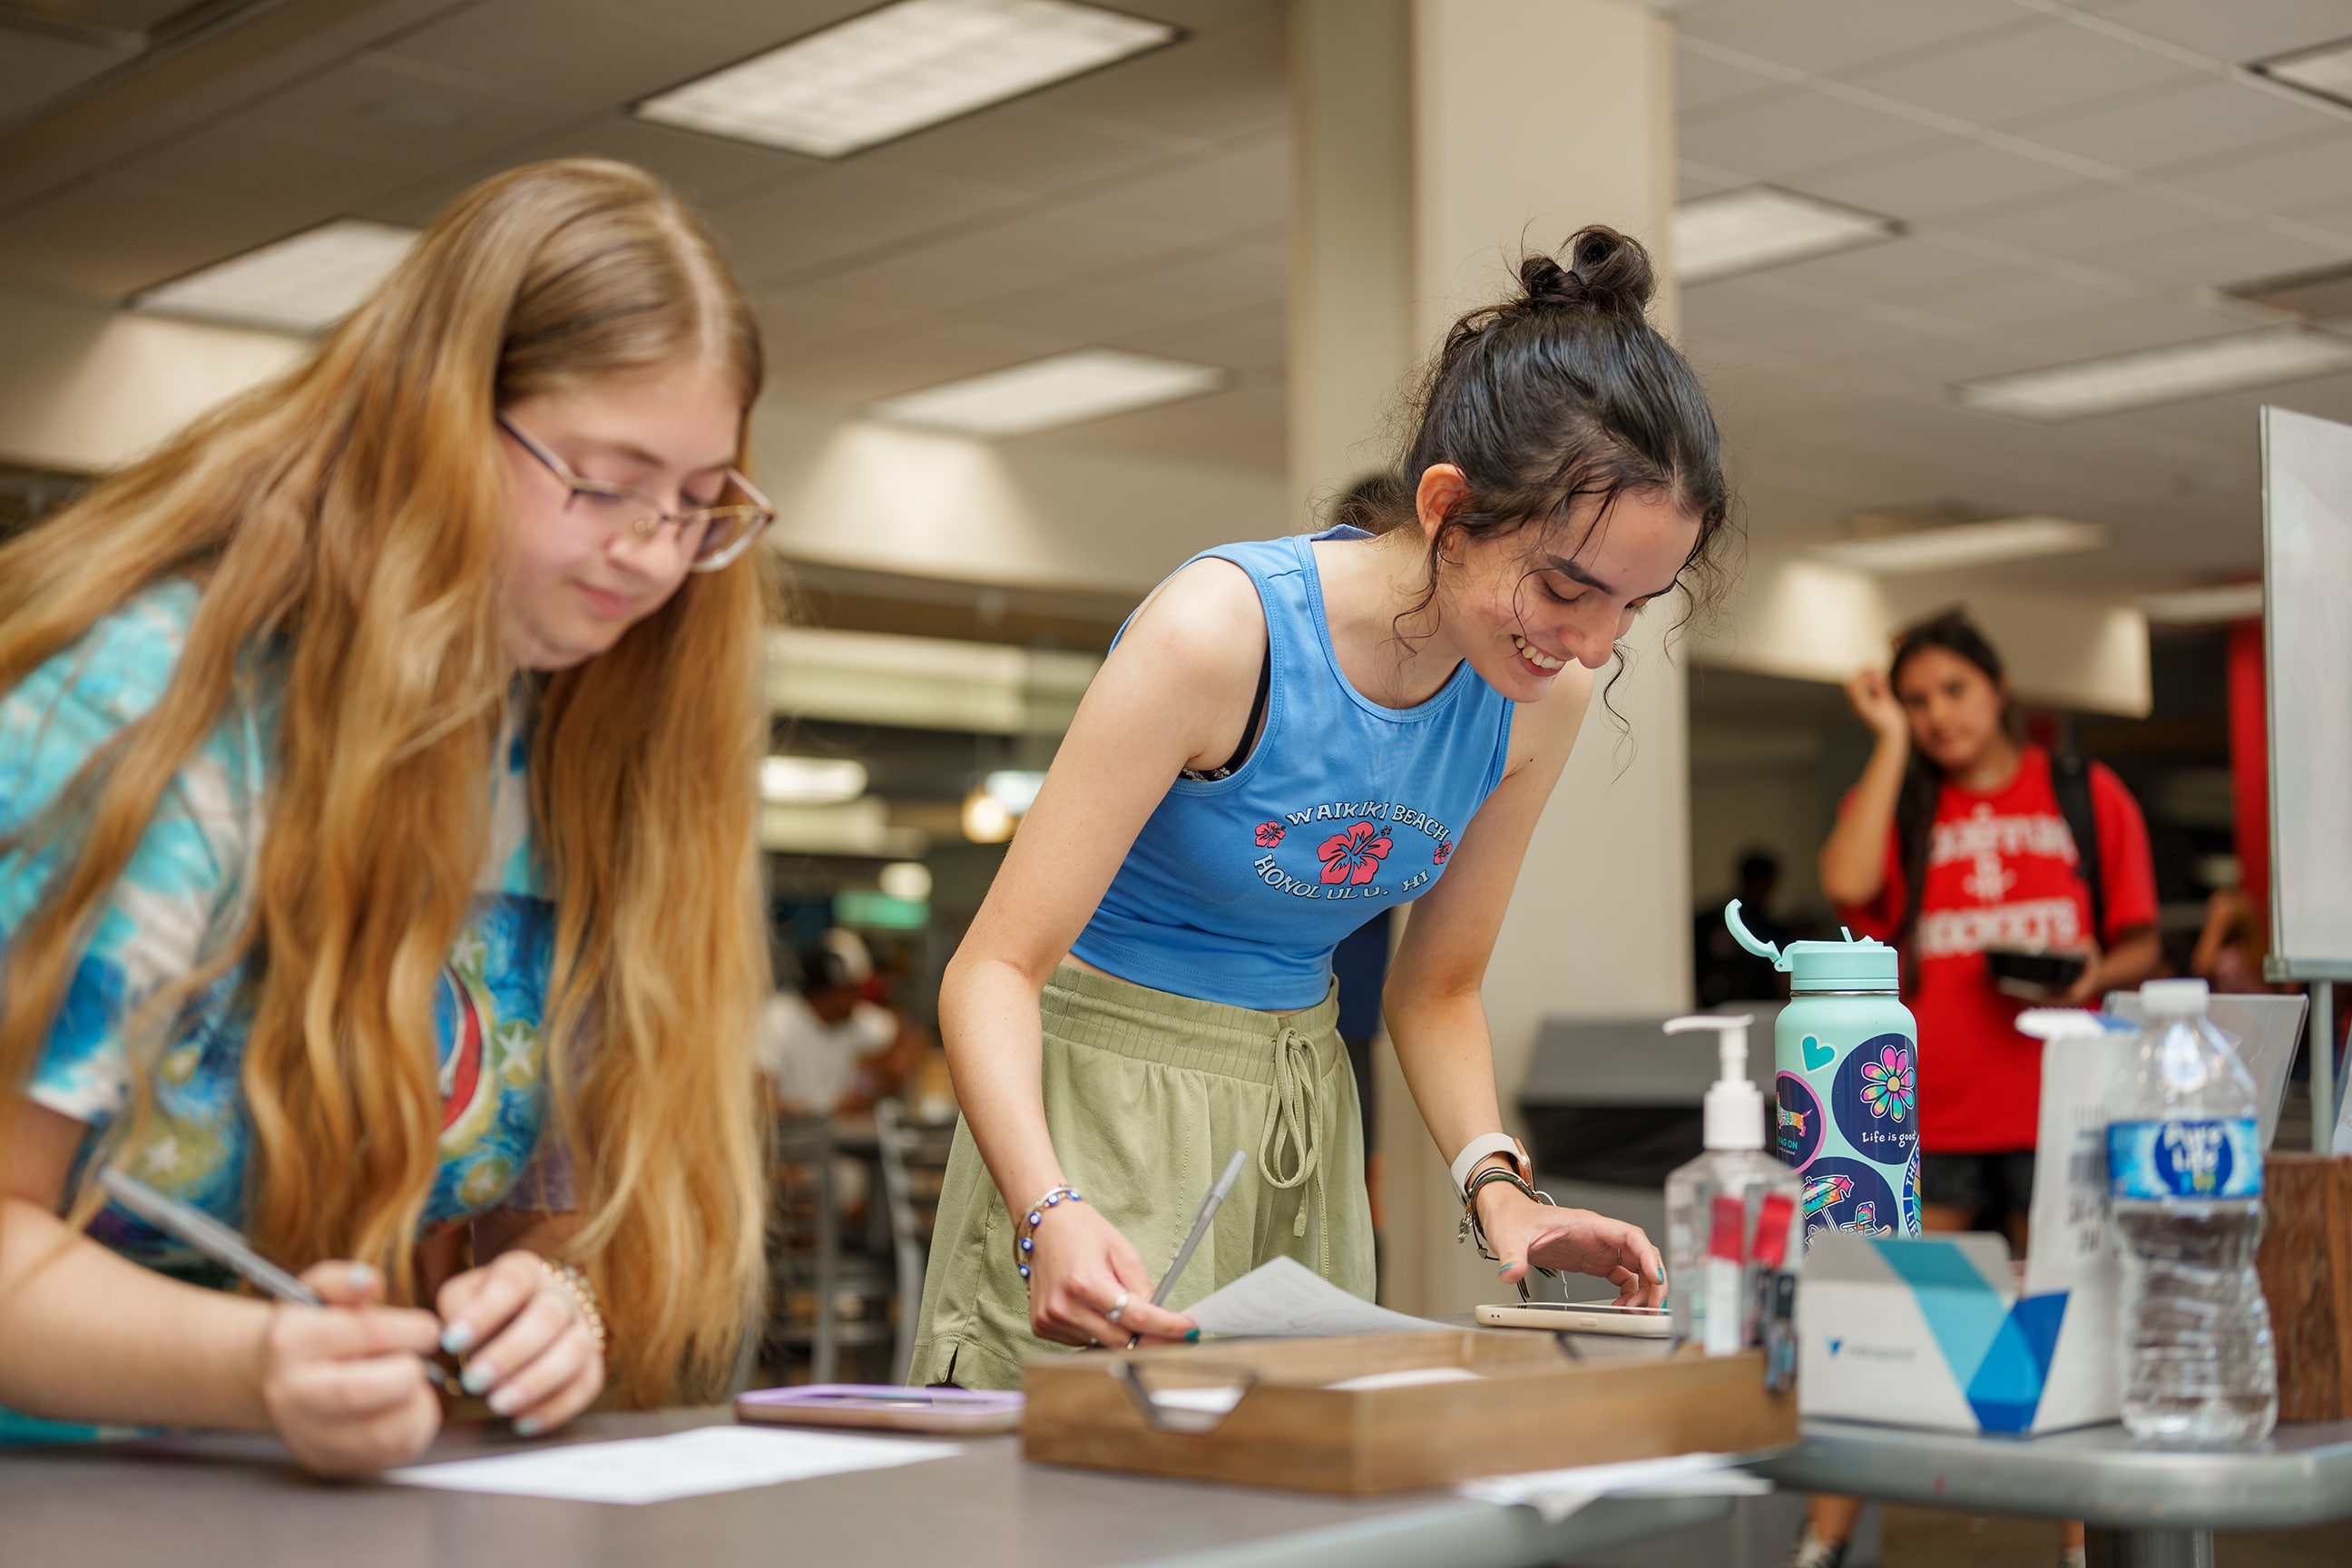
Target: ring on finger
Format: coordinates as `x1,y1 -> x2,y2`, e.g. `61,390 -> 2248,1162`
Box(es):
1104,1290 -> 1132,1327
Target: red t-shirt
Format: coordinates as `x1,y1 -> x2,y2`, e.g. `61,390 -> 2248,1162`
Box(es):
1838,746 -> 2157,1153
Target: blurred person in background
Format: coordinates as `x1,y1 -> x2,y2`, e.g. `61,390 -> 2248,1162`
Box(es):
0,161 -> 774,1474
2192,887 -> 2273,995
1799,610 -> 2161,1568
756,929 -> 930,1116
1695,848 -> 1789,1005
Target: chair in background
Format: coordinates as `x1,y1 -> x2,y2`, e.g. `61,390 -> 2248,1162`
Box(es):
873,1099 -> 960,1384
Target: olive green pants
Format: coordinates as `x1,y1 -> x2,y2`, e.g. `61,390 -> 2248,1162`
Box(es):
909,964 -> 1375,1391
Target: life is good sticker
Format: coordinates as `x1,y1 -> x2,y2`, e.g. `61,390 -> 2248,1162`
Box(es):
2106,1117 -> 2262,1200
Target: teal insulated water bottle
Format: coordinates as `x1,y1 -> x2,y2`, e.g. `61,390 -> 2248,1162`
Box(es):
1727,902 -> 1921,1250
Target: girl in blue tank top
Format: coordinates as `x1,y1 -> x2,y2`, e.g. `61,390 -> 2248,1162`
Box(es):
912,228 -> 1735,1387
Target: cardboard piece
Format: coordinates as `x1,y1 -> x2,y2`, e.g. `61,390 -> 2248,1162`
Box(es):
2255,1152 -> 2352,1423
1020,1329 -> 1796,1496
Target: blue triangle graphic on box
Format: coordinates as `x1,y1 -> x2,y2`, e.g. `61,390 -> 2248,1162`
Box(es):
1868,1239 -> 2010,1398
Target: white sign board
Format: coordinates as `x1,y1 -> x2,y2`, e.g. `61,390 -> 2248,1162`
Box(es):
2262,406 -> 2352,980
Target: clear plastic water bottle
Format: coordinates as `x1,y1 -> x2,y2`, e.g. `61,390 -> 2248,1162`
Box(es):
2106,978 -> 2277,1445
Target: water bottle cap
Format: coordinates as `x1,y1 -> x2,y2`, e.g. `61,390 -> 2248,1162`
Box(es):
2140,977 -> 2211,1016
1724,901 -> 1898,991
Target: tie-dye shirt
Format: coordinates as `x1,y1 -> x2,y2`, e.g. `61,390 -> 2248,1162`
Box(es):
2,580 -> 563,1291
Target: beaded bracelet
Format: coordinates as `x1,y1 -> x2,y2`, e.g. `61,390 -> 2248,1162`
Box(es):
1013,1185 -> 1083,1285
1456,1165 -> 1562,1301
539,1258 -> 608,1357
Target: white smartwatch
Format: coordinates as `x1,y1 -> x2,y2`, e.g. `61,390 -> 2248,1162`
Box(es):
1449,1133 -> 1532,1200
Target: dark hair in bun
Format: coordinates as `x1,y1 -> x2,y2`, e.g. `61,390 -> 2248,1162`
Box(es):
1512,226 -> 1656,319
1348,224 -> 1732,716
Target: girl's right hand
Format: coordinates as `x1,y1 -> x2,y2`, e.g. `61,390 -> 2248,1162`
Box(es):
259,1260 -> 445,1475
1844,668 -> 1908,745
1022,1200 -> 1194,1348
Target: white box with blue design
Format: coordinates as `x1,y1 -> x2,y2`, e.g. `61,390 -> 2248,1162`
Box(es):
1796,1025 -> 2129,1436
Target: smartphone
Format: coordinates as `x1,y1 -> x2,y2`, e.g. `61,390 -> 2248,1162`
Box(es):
734,1384 -> 1025,1435
1475,1300 -> 1673,1337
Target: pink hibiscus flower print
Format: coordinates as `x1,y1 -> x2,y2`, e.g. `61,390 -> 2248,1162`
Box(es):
1318,821 -> 1393,886
1859,1044 -> 1914,1122
1255,821 -> 1285,848
1433,839 -> 1454,866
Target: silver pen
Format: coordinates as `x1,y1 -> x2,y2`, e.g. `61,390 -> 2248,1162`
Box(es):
1129,1149 -> 1248,1346
97,1166 -> 459,1395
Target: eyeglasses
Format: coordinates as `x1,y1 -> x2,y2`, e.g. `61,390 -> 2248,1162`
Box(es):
497,414 -> 775,572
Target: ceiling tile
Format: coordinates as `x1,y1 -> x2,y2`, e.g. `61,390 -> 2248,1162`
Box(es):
0,168 -> 290,299
1800,141 -> 2088,220
377,0 -> 761,118
1083,134 -> 1287,236
2007,74 -> 2339,173
799,202 -> 1220,318
1020,4 -> 1282,146
2071,220 -> 2352,293
1678,87 -> 1940,181
0,24 -> 130,126
859,102 -> 1191,199
2157,130 -> 2352,213
707,163 -> 1029,288
1962,183 -> 2222,260
1674,41 -> 1781,116
1844,19 -> 2197,128
1680,0 -> 2028,77
2092,0 -> 2352,64
764,318 -> 1075,406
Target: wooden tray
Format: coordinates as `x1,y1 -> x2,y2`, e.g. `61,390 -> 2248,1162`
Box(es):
1020,1329 -> 1796,1495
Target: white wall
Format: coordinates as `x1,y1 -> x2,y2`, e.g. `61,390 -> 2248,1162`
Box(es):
0,283 -> 307,474
750,401 -> 1288,596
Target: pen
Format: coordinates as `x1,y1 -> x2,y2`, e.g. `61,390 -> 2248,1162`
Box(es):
96,1167 -> 459,1396
1129,1149 -> 1247,1348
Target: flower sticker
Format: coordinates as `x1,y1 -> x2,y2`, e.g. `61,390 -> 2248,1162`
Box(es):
1858,1044 -> 1914,1123
1255,821 -> 1285,848
1433,839 -> 1454,866
1317,821 -> 1393,887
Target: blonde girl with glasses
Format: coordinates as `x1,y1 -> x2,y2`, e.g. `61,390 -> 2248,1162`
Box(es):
0,160 -> 775,1474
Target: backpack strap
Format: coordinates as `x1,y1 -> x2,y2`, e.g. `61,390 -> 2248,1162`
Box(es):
2051,751 -> 2106,945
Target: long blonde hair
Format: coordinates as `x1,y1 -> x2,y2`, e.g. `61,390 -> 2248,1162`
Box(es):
0,160 -> 770,1405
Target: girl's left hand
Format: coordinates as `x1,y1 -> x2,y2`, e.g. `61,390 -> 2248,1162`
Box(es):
1480,1184 -> 1668,1308
436,1250 -> 605,1436
2060,936 -> 2106,1005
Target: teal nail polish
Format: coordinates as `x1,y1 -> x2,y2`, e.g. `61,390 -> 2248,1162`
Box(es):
1497,1264 -> 1513,1277
440,1322 -> 475,1355
513,1416 -> 542,1438
1656,1265 -> 1667,1283
1183,1328 -> 1200,1343
461,1361 -> 495,1396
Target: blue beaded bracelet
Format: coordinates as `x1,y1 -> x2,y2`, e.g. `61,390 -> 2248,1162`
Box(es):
1013,1185 -> 1083,1283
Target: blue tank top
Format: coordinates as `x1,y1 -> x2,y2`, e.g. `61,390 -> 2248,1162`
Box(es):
1072,529 -> 1517,1012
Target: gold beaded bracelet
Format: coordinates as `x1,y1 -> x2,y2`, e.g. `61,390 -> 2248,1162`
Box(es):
539,1258 -> 608,1357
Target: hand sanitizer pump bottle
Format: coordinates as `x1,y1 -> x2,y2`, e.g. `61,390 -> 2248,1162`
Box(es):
1663,1014 -> 1801,1353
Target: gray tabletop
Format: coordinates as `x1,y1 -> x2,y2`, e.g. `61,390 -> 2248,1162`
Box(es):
0,1406 -> 1730,1568
1755,1416 -> 2352,1530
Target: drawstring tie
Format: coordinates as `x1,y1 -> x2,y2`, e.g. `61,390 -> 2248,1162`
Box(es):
1259,1024 -> 1323,1240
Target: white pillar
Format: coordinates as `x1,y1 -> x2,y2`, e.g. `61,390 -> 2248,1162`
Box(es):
1291,0 -> 1689,1316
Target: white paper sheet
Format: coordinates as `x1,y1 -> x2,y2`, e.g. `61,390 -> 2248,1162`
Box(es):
1144,1364 -> 1483,1417
384,1425 -> 956,1505
1184,1257 -> 1448,1338
1457,1450 -> 1769,1524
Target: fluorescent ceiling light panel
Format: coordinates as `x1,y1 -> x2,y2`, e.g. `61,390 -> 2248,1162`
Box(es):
1810,515 -> 2108,576
2252,36 -> 2352,109
132,219 -> 419,333
760,755 -> 869,805
1671,186 -> 1900,285
1956,327 -> 2352,421
871,348 -> 1224,436
634,0 -> 1176,158
2139,583 -> 2265,625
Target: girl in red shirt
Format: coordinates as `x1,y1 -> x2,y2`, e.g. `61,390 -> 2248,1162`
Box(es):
1793,611 -> 2161,1568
